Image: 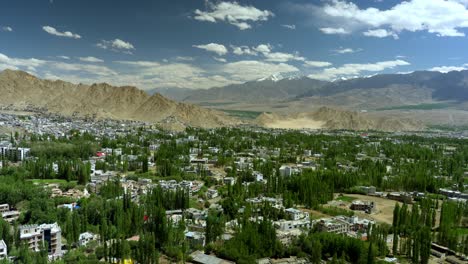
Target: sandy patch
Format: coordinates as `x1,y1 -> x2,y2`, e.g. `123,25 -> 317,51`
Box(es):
263,118 -> 325,129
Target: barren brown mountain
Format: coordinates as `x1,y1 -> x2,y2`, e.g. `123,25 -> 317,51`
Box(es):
0,70 -> 426,131
0,70 -> 240,129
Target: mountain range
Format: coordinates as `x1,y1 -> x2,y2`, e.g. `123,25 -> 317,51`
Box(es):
151,77 -> 327,103
1,69 -> 467,131
154,70 -> 468,109
0,69 -> 239,129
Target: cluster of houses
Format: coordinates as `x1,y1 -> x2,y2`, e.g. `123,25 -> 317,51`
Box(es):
0,112 -> 150,140
273,205 -> 374,245
2,111 -> 468,262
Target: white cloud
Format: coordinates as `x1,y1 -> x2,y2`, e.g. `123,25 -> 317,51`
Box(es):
232,43 -> 305,62
320,0 -> 468,37
193,43 -> 228,56
213,57 -> 227,63
0,53 -> 45,72
194,1 -> 274,30
263,52 -> 304,62
0,53 -> 115,76
42,26 -> 81,39
48,62 -> 117,76
319,27 -> 349,34
78,56 -> 104,63
1,26 -> 12,32
111,39 -> 134,50
308,60 -> 410,80
253,44 -> 272,54
57,56 -> 70,60
363,29 -> 399,39
282,24 -> 296,30
304,61 -> 333,68
115,61 -> 161,67
115,59 -> 298,88
251,44 -> 305,62
115,60 -> 234,89
0,53 -> 306,90
97,39 -> 135,54
231,45 -> 258,56
175,56 -> 195,61
333,47 -> 361,54
428,65 -> 467,73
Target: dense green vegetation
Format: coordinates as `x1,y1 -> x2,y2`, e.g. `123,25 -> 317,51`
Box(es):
1,126 -> 468,263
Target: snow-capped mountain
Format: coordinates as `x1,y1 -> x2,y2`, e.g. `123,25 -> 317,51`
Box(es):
256,72 -> 306,82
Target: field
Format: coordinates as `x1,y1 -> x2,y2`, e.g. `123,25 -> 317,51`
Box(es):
336,195 -> 357,203
330,194 -> 408,225
29,179 -> 75,185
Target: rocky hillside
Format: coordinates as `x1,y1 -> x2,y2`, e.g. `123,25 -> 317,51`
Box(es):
256,107 -> 424,132
0,70 -> 240,129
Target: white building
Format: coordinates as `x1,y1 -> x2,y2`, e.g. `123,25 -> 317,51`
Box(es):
285,208 -> 309,221
19,223 -> 62,256
207,189 -> 219,199
279,165 -> 300,177
79,232 -> 99,247
0,239 -> 7,259
2,210 -> 20,223
223,177 -> 236,186
0,147 -> 30,161
316,217 -> 350,234
253,171 -> 264,182
273,219 -> 311,231
0,204 -> 9,213
279,165 -> 293,177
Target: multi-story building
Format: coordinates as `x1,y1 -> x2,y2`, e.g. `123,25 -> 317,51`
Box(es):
360,186 -> 376,195
316,217 -> 351,234
0,147 -> 30,161
207,189 -> 218,199
279,165 -> 293,177
79,232 -> 99,247
19,223 -> 62,256
2,210 -> 20,223
0,204 -> 9,213
19,225 -> 43,252
285,208 -> 309,221
273,219 -> 311,231
185,231 -> 205,248
350,200 -> 377,213
223,177 -> 236,186
387,192 -> 413,204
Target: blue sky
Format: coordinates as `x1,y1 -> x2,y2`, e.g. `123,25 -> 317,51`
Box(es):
1,0 -> 468,89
